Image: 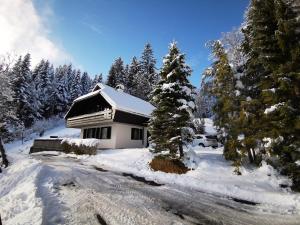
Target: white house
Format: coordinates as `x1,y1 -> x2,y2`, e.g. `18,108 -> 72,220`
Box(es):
65,83 -> 155,149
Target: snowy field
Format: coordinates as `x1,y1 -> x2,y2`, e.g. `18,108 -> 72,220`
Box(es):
1,120 -> 300,224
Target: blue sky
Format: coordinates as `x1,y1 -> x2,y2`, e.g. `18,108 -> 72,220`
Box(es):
38,0 -> 249,88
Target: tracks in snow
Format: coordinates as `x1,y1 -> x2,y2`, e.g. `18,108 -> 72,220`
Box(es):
33,155 -> 300,225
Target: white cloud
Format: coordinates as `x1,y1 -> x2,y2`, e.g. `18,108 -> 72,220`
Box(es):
0,0 -> 72,66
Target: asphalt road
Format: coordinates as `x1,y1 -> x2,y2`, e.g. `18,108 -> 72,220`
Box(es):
33,154 -> 300,225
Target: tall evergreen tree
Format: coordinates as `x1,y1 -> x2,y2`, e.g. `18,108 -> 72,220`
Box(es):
106,57 -> 126,88
81,71 -> 92,95
0,55 -> 20,142
54,65 -> 69,113
36,60 -> 54,118
65,64 -> 74,104
11,54 -> 36,127
46,64 -> 57,117
261,0 -> 300,190
208,41 -> 243,171
149,42 -> 195,158
140,43 -> 158,100
106,63 -> 118,88
70,69 -> 82,101
127,56 -> 141,97
91,73 -> 103,90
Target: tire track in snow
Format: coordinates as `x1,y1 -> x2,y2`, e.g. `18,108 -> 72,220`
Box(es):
34,155 -> 300,225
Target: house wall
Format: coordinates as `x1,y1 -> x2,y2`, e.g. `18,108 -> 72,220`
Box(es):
113,123 -> 147,149
80,122 -> 116,149
80,122 -> 148,149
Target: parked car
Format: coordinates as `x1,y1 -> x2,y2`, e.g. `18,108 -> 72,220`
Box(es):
193,134 -> 218,148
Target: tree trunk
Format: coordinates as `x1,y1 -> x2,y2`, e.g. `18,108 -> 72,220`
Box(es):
0,137 -> 8,168
247,148 -> 255,163
179,143 -> 184,158
248,148 -> 256,163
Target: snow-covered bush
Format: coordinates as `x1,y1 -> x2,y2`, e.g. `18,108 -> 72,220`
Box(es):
61,139 -> 97,155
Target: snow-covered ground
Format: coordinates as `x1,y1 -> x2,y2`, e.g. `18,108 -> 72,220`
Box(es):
1,120 -> 300,224
79,147 -> 300,215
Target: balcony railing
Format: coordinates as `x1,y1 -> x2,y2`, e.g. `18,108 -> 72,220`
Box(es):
66,110 -> 113,128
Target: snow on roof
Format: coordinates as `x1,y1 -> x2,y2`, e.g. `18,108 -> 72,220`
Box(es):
74,83 -> 155,118
74,90 -> 101,102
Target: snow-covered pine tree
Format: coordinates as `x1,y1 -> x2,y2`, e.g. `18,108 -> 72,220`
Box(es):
54,65 -> 69,113
36,60 -> 54,118
127,56 -> 141,97
32,59 -> 44,86
46,64 -> 57,117
65,64 -> 74,105
10,54 -> 37,127
0,55 -> 18,167
149,42 -> 195,159
96,73 -> 103,83
106,57 -> 126,88
0,56 -> 16,134
123,64 -> 129,92
70,69 -> 82,101
81,71 -> 92,95
106,63 -> 117,88
194,69 -> 215,118
91,73 -> 103,90
140,43 -> 158,100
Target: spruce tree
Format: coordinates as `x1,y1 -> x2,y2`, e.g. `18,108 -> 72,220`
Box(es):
37,60 -> 54,118
238,0 -> 300,188
66,64 -> 74,104
46,64 -> 57,117
149,42 -> 195,158
127,56 -> 141,97
114,57 -> 126,86
106,62 -> 118,88
91,73 -> 103,89
209,41 -> 243,172
11,54 -> 36,127
140,43 -> 158,100
106,57 -> 126,88
81,72 -> 91,95
0,56 -> 20,142
54,65 -> 69,113
263,0 -> 300,190
70,69 -> 82,101
237,0 -> 280,165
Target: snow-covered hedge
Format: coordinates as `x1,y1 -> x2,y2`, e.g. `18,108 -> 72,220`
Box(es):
61,138 -> 99,155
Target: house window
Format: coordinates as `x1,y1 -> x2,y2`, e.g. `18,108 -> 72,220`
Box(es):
100,127 -> 111,139
83,126 -> 111,139
131,128 -> 143,140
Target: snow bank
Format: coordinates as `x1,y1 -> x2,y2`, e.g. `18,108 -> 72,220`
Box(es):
0,158 -> 43,225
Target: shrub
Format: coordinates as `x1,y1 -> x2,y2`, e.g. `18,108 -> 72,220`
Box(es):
149,155 -> 189,174
61,142 -> 96,155
281,162 -> 300,192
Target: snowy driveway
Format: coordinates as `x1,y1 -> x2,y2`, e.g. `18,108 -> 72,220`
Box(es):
31,154 -> 300,225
